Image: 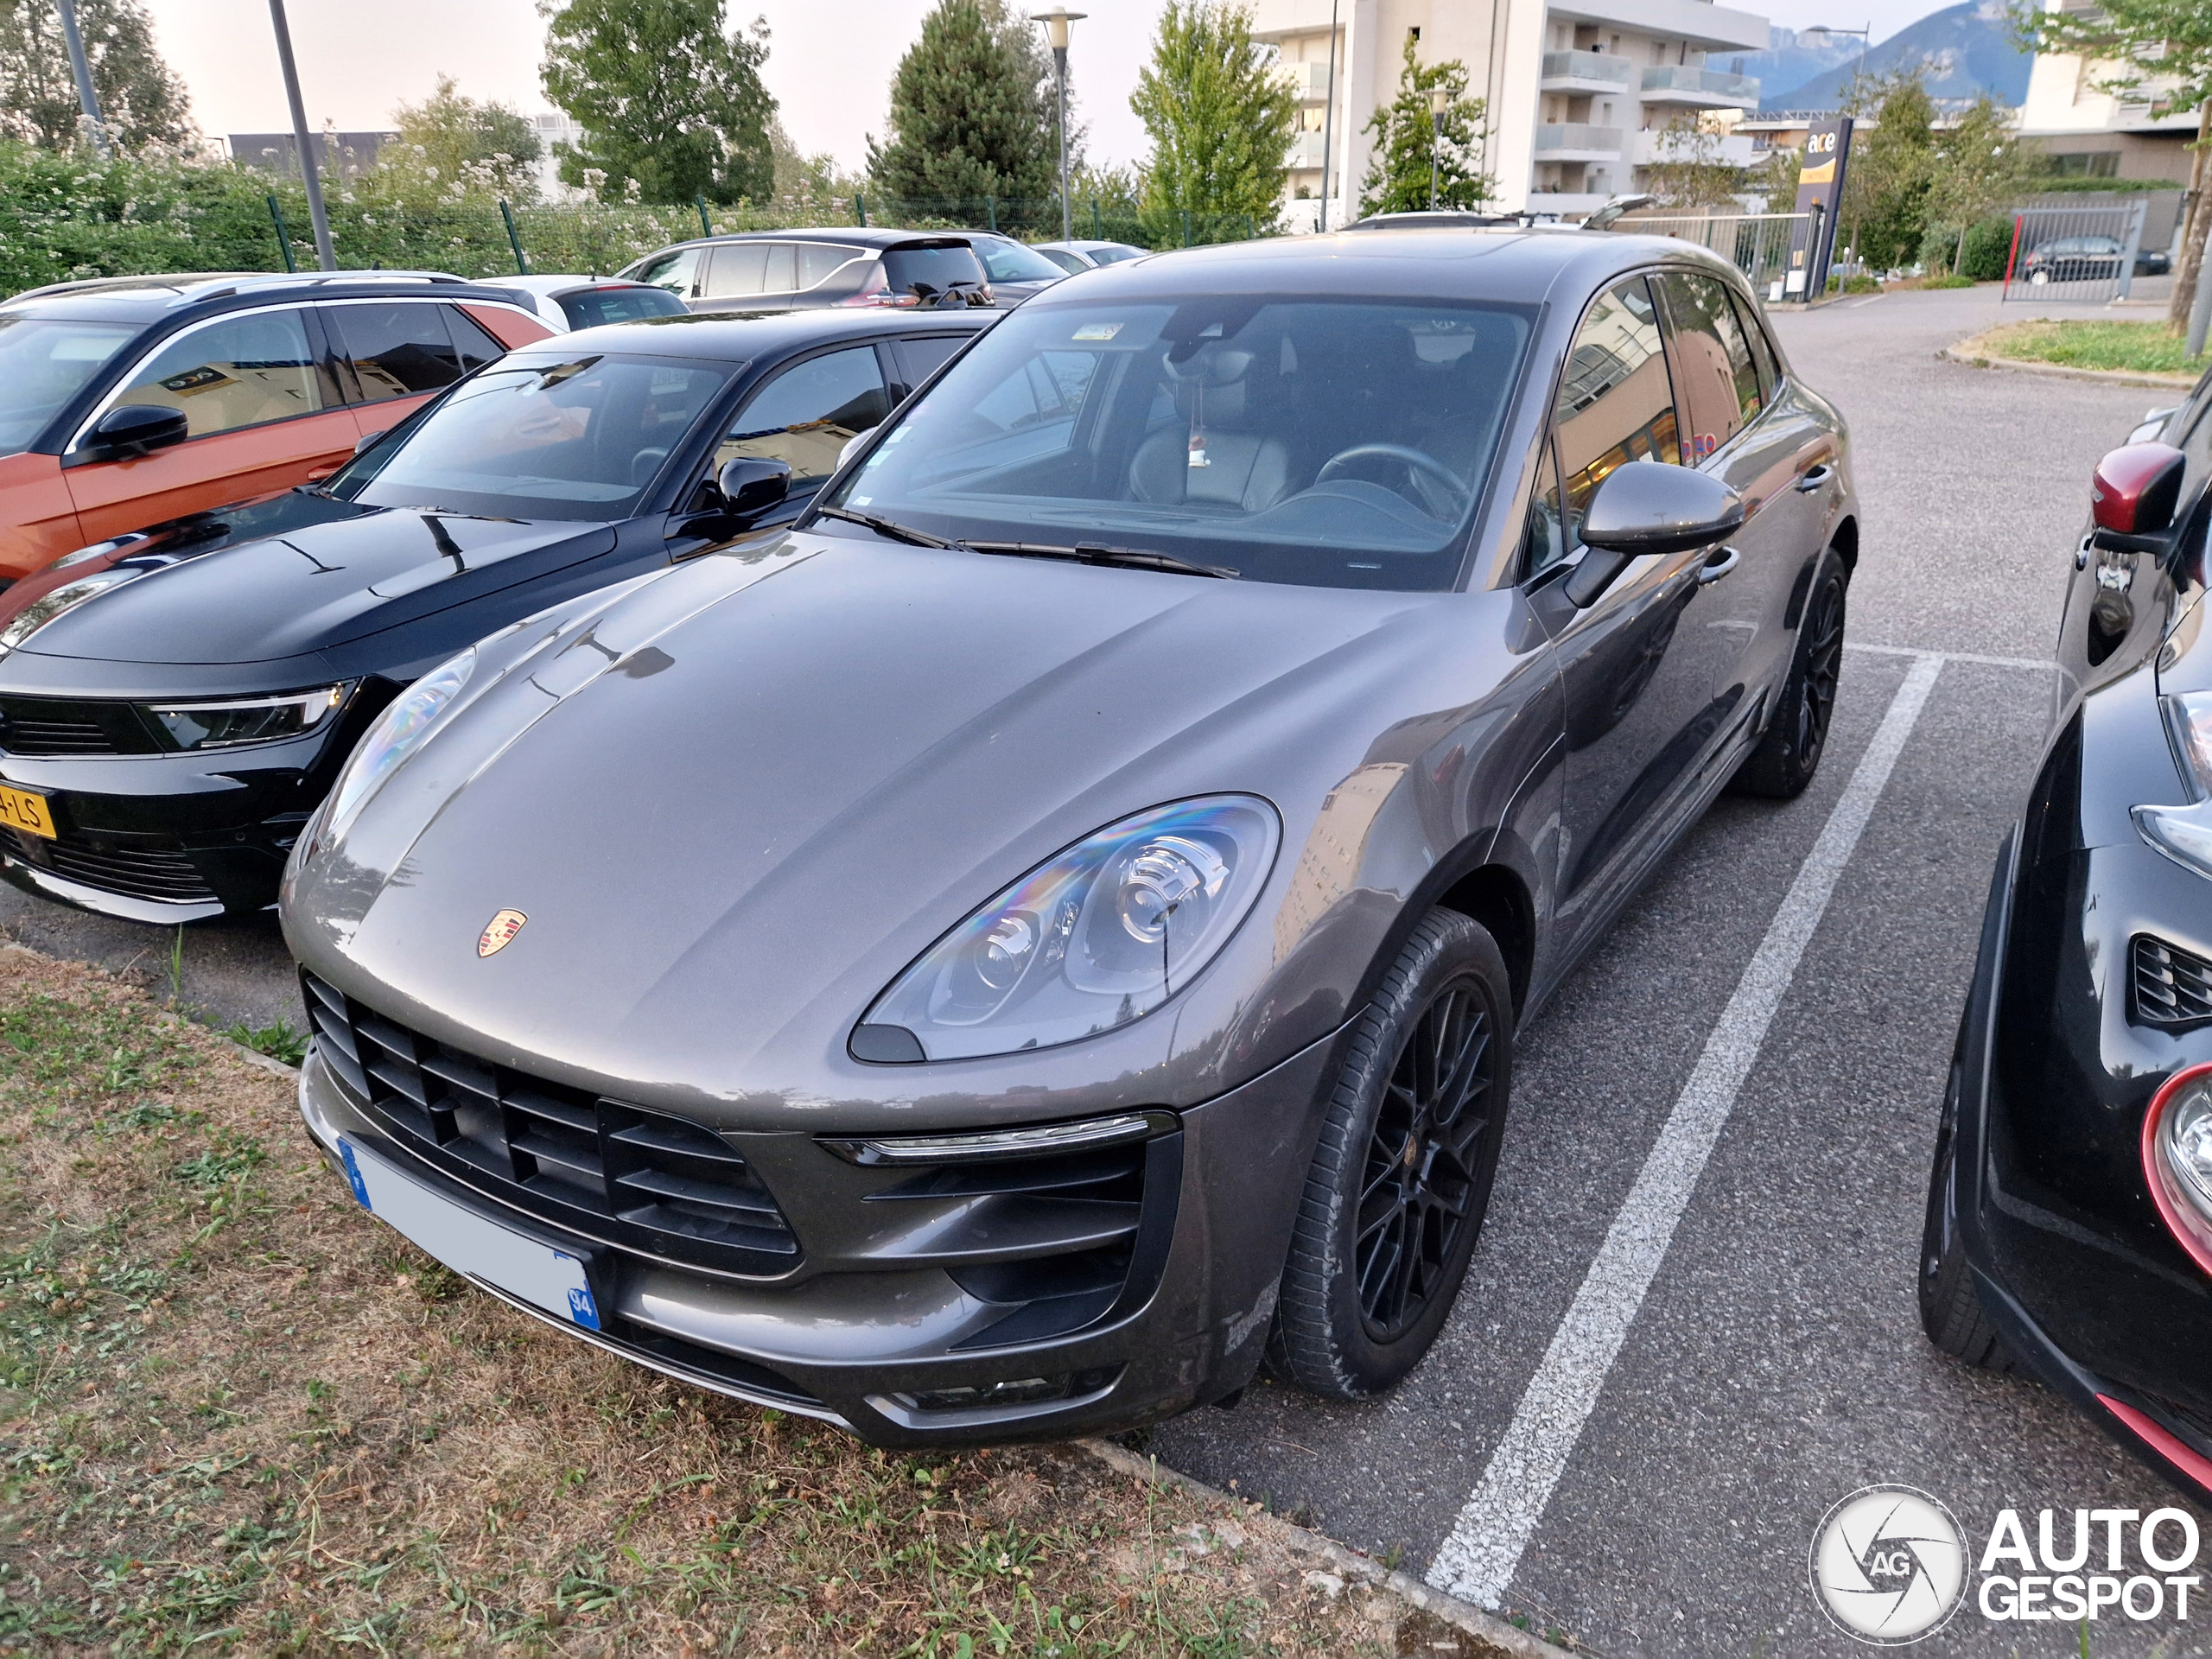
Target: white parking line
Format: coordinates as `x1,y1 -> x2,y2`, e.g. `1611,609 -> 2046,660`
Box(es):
1425,652 -> 1948,1609
1845,641 -> 2056,673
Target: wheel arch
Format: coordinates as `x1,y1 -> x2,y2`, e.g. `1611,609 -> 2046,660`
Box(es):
1433,861 -> 1537,1020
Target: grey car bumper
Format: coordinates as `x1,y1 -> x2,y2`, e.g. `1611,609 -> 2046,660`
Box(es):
296,1022 -> 1339,1447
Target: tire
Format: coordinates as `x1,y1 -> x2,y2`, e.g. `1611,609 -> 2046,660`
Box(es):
1917,1030 -> 2017,1373
1264,909 -> 1514,1400
1732,549 -> 1847,800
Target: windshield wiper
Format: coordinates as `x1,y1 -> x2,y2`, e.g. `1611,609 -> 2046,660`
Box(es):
813,504 -> 962,549
965,540 -> 1239,579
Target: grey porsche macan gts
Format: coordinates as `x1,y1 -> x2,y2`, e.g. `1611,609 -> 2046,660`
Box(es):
283,229 -> 1857,1446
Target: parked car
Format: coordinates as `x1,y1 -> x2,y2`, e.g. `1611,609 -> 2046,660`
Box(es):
0,271 -> 555,583
2018,234 -> 2167,284
960,232 -> 1071,304
0,307 -> 990,921
283,229 -> 1857,1446
1033,239 -> 1148,274
494,275 -> 689,332
1917,385 -> 2212,1504
620,230 -> 994,313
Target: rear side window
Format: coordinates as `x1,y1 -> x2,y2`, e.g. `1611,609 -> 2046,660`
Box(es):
1654,270 -> 1761,462
109,307 -> 324,438
331,302 -> 465,402
704,242 -> 798,299
557,286 -> 689,329
881,245 -> 987,300
715,346 -> 890,486
798,244 -> 860,288
442,306 -> 505,373
888,334 -> 967,391
1554,276 -> 1679,527
1729,290 -> 1781,400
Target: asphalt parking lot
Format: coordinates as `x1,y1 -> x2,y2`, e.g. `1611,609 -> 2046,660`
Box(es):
0,283 -> 2197,1653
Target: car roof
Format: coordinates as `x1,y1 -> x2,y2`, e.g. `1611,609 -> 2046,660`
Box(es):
0,269 -> 535,323
515,305 -> 997,361
499,274 -> 659,296
660,227 -> 977,253
1030,227 -> 1740,307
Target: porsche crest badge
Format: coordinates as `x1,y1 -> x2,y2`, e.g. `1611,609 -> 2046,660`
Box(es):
478,909 -> 527,958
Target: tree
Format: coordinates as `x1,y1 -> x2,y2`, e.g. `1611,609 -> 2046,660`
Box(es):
1642,119 -> 1746,210
2017,0 -> 2212,327
0,0 -> 191,151
538,0 -> 775,204
1920,93 -> 2035,272
867,0 -> 1054,212
383,75 -> 541,203
1132,1 -> 1296,230
1355,33 -> 1491,216
1840,72 -> 1936,272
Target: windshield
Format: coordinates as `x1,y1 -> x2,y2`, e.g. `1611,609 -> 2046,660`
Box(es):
975,239 -> 1070,283
881,245 -> 987,298
822,296 -> 1532,589
332,352 -> 733,520
0,316 -> 137,456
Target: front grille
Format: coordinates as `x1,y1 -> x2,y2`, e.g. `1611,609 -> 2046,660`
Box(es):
0,696 -> 157,757
2133,934 -> 2212,1031
304,973 -> 799,1276
4,825 -> 215,904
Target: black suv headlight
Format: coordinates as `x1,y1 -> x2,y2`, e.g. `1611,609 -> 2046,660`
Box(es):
142,685 -> 348,751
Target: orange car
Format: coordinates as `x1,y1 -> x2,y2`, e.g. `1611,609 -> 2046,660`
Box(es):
0,272 -> 555,582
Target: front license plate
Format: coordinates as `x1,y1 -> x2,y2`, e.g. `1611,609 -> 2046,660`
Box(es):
337,1135 -> 601,1330
0,784 -> 56,841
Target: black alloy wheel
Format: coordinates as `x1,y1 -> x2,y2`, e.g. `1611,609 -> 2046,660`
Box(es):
1733,549 -> 1847,800
1266,909 -> 1515,1400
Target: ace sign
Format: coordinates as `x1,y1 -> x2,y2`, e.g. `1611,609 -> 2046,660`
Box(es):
1784,118 -> 1853,300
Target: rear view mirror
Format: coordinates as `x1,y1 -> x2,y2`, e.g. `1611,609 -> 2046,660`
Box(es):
86,404 -> 188,460
1566,461 -> 1745,606
2090,442 -> 2186,553
717,456 -> 791,521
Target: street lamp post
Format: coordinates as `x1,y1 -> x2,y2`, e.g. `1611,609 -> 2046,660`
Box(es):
52,0 -> 106,157
1803,22 -> 1874,102
1031,7 -> 1086,246
1429,86 -> 1450,210
1318,0 -> 1340,232
268,0 -> 336,271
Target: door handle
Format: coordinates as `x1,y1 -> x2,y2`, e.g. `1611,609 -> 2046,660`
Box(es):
1697,545 -> 1741,584
1795,463 -> 1834,493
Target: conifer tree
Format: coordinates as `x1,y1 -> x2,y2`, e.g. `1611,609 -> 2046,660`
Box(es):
868,0 -> 1056,213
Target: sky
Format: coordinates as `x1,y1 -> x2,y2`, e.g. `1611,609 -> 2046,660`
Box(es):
139,0 -> 1954,172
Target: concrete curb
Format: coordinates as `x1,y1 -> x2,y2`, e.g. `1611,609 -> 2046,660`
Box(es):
1938,339 -> 2197,391
1077,1436 -> 1577,1658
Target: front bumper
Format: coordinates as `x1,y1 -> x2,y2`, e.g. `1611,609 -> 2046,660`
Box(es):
296,1012 -> 1338,1447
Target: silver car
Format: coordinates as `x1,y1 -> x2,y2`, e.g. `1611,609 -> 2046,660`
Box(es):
285,229 -> 1857,1446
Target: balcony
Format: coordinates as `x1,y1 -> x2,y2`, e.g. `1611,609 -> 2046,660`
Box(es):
1287,130 -> 1328,169
1277,60 -> 1332,103
1535,123 -> 1628,161
1540,50 -> 1637,92
1639,64 -> 1761,108
1546,0 -> 1767,54
1632,129 -> 1759,167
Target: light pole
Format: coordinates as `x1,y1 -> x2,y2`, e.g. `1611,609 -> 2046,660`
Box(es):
267,0 -> 335,271
1031,7 -> 1085,245
52,0 -> 106,157
1317,0 -> 1341,232
1802,22 -> 1873,104
1429,86 -> 1450,210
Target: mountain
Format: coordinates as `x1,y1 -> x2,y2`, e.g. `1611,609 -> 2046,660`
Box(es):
1753,0 -> 2032,111
1728,27 -> 1861,102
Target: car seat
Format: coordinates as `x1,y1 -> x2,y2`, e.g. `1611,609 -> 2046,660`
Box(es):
1128,346 -> 1291,512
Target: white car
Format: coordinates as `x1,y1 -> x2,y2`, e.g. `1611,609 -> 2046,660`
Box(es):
490,276 -> 690,334
1031,239 -> 1148,274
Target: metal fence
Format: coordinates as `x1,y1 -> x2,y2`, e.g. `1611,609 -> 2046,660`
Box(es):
1614,213 -> 1811,300
2000,201 -> 2150,304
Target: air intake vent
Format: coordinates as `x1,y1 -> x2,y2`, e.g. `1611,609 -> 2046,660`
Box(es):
3,826 -> 215,904
303,972 -> 798,1275
0,696 -> 157,756
2134,935 -> 2212,1031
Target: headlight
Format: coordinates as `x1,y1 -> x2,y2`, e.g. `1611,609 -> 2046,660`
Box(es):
855,796 -> 1279,1063
2145,1062 -> 2212,1275
324,649 -> 474,835
144,685 -> 346,750
0,569 -> 141,654
2135,691 -> 2212,879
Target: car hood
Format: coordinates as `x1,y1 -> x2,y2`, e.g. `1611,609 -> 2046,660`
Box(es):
12,505 -> 616,666
289,532 -> 1445,1116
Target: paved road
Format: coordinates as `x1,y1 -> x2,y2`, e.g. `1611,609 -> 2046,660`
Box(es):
1148,287 -> 2202,1656
0,284 -> 2197,1652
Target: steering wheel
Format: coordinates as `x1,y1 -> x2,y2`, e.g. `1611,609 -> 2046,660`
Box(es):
1314,443 -> 1469,518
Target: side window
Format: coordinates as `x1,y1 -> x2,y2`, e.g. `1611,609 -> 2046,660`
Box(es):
1525,437 -> 1567,578
636,247 -> 701,297
107,307 -> 324,439
1729,290 -> 1782,402
331,302 -> 465,403
704,242 -> 770,300
442,307 -> 505,374
1653,270 -> 1758,463
889,334 -> 966,392
715,346 -> 891,486
758,242 -> 798,294
798,244 -> 856,289
1554,276 -> 1679,532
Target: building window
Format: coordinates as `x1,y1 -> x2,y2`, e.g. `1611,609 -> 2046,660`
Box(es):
2050,151 -> 2120,178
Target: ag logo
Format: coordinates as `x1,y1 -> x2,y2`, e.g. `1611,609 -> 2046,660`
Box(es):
477,908 -> 527,958
1810,1485 -> 1968,1644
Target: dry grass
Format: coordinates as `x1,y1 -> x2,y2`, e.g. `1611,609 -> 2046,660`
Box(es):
0,948 -> 1423,1656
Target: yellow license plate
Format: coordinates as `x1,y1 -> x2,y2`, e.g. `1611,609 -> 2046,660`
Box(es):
0,785 -> 56,841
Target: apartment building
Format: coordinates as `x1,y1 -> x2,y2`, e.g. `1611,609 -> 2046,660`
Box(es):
2017,16 -> 2198,185
1251,0 -> 1769,221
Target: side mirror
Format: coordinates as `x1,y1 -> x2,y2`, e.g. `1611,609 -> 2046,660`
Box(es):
2090,442 -> 2186,553
717,456 -> 791,521
86,404 -> 188,460
1566,461 -> 1746,607
353,429 -> 390,456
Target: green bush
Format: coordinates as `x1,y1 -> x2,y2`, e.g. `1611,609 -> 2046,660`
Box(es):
1959,216 -> 2018,282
